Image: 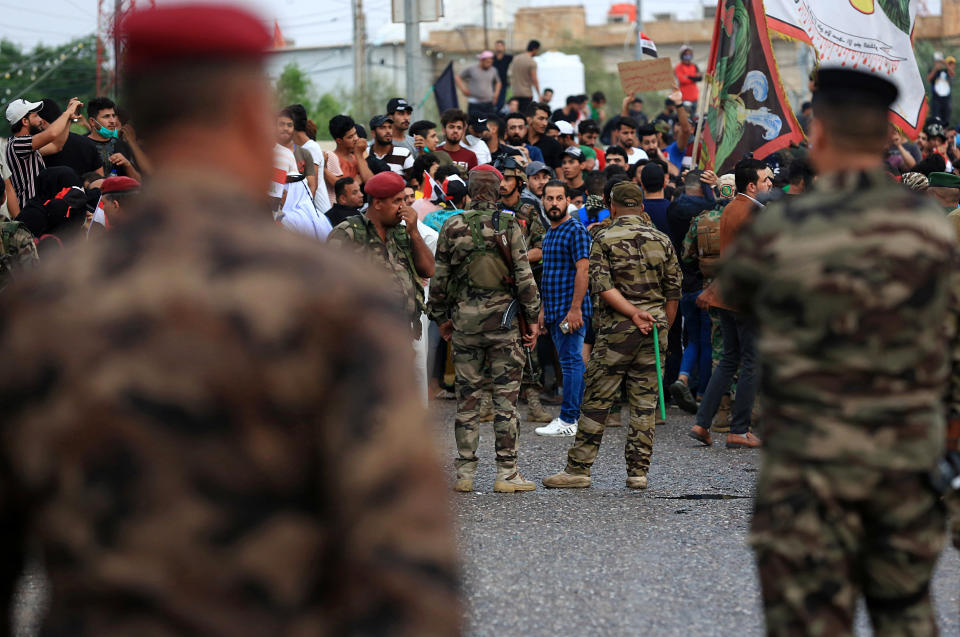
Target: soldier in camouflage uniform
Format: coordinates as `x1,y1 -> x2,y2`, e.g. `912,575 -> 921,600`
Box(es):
543,181 -> 681,490
0,6 -> 460,635
719,68 -> 957,636
327,170 -> 435,338
428,165 -> 542,493
496,155 -> 552,422
0,219 -> 38,292
681,204 -> 733,431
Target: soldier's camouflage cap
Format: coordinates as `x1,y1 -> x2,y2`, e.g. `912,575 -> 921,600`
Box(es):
610,181 -> 644,208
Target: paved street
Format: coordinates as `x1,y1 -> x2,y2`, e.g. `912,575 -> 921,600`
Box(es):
431,398 -> 960,637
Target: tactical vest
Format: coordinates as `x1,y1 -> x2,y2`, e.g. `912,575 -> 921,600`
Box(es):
342,216 -> 425,318
696,209 -> 723,279
456,208 -> 514,292
0,221 -> 38,292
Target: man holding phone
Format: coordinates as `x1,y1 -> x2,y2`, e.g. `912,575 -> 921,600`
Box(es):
86,96 -> 141,181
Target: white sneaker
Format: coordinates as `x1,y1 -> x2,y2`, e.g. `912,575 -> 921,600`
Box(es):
535,418 -> 578,436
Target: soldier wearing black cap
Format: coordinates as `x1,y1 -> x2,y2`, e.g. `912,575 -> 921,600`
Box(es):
0,4 -> 460,636
717,67 -> 959,636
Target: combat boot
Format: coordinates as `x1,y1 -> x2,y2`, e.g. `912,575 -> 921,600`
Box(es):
606,407 -> 622,427
526,390 -> 552,422
625,476 -> 648,490
712,394 -> 732,433
494,471 -> 536,492
453,478 -> 474,492
542,471 -> 591,488
478,393 -> 494,422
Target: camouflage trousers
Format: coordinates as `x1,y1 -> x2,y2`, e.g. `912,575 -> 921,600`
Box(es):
453,328 -> 525,480
751,454 -> 945,637
566,323 -> 664,478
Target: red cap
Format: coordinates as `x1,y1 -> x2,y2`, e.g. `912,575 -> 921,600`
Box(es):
121,4 -> 272,73
100,176 -> 141,194
364,171 -> 406,199
470,164 -> 503,181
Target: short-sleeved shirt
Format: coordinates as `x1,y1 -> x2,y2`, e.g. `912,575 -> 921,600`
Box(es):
299,139 -> 331,213
43,133 -> 102,178
324,152 -> 344,205
510,53 -> 537,98
442,146 -> 478,172
460,64 -> 499,103
589,215 -> 681,330
90,136 -> 138,177
372,144 -> 414,175
541,216 -> 593,324
5,136 -> 44,207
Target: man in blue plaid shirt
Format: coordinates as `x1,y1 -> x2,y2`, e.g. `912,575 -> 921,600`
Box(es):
535,180 -> 593,437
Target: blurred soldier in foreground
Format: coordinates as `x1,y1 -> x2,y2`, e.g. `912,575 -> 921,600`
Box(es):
0,4 -> 460,636
719,67 -> 959,636
428,165 -> 541,493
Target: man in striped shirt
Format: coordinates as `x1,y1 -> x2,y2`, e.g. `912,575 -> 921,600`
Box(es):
5,97 -> 81,208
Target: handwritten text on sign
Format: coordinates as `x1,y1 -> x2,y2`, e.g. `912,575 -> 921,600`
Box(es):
617,58 -> 675,94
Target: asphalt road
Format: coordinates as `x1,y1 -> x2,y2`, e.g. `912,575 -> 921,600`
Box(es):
430,398 -> 960,637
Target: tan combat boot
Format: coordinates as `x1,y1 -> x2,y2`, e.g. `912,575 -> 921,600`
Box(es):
478,393 -> 494,422
712,394 -> 732,433
542,471 -> 592,488
606,406 -> 622,427
625,476 -> 648,490
526,390 -> 552,422
453,478 -> 474,492
494,471 -> 536,492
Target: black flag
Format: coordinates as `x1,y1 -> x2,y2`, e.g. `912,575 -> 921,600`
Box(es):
433,62 -> 458,113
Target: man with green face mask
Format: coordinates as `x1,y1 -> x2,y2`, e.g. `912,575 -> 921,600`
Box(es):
86,96 -> 141,181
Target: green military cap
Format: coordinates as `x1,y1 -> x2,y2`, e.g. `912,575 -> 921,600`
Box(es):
611,181 -> 644,208
653,120 -> 670,135
928,172 -> 960,188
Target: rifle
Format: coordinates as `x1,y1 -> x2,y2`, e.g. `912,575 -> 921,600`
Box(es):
491,210 -> 536,375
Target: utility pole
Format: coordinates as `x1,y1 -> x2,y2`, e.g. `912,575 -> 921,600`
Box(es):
113,0 -> 121,97
633,0 -> 643,60
482,0 -> 489,50
404,0 -> 420,101
353,0 -> 366,99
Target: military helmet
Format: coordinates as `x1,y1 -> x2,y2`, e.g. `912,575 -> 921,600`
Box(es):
493,156 -> 526,182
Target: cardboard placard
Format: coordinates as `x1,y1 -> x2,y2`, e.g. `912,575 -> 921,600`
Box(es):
617,58 -> 675,94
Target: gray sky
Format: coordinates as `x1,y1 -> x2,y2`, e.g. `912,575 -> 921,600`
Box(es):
4,0 -> 945,52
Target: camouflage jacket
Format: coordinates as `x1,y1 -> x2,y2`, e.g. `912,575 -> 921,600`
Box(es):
428,201 -> 541,333
718,167 -> 960,469
590,214 -> 682,332
0,220 -> 38,292
327,214 -> 424,326
0,173 -> 460,637
503,197 -> 546,271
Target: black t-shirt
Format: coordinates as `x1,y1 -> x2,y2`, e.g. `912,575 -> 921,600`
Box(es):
492,54 -> 512,85
89,136 -> 138,177
325,204 -> 360,227
42,133 -> 102,179
534,135 -> 564,169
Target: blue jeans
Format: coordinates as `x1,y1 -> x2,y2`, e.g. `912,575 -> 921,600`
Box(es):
678,291 -> 712,396
548,320 -> 587,423
695,309 -> 758,435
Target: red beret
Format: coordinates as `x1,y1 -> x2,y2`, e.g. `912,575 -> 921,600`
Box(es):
121,4 -> 271,73
364,171 -> 406,199
101,176 -> 141,194
470,164 -> 504,181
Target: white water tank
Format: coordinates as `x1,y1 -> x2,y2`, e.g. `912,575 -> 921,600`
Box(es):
535,51 -> 586,111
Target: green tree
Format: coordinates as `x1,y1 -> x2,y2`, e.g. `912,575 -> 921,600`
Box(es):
0,35 -> 105,114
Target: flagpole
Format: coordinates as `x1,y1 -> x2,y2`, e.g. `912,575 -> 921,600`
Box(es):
691,75 -> 712,170
634,0 -> 643,60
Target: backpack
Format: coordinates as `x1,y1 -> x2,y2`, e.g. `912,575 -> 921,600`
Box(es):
695,208 -> 723,279
0,221 -> 39,292
455,208 -> 515,294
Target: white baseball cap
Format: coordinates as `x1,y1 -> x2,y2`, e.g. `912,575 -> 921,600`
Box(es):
555,120 -> 575,136
5,98 -> 43,126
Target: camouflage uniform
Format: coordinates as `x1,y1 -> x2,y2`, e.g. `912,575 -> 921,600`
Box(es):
327,214 -> 425,337
0,220 -> 38,292
0,174 -> 461,636
719,168 -> 958,636
428,195 -> 541,483
565,215 -> 681,478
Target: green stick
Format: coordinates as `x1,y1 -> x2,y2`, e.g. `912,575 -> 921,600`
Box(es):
653,323 -> 666,421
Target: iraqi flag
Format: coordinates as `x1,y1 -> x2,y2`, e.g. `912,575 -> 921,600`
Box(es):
417,170 -> 448,204
765,0 -> 927,138
698,0 -> 804,175
640,32 -> 657,58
